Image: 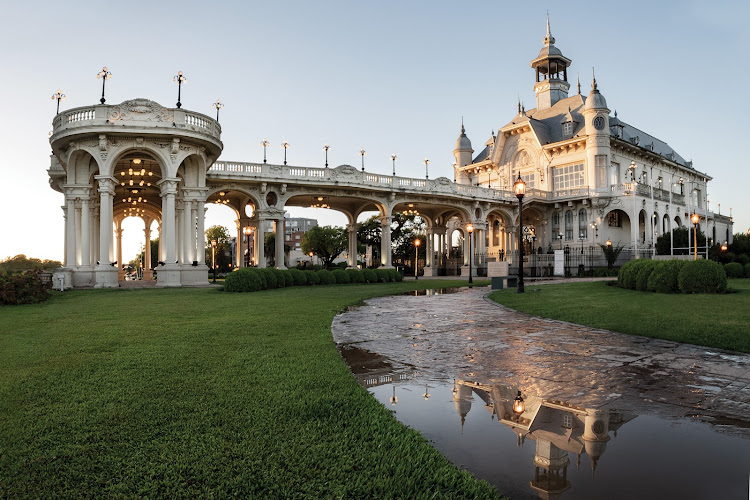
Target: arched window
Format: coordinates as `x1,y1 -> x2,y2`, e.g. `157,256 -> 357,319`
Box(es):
578,209 -> 588,239
564,210 -> 573,240
552,212 -> 560,237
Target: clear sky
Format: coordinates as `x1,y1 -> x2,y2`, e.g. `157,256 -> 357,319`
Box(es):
1,0 -> 748,263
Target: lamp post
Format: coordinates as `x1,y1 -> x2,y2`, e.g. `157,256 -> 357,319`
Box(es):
96,66 -> 112,104
173,71 -> 186,108
309,251 -> 314,267
414,238 -> 421,280
212,99 -> 224,121
323,144 -> 331,167
721,241 -> 728,252
391,154 -> 397,176
690,212 -> 700,261
467,223 -> 473,284
424,158 -> 430,180
51,90 -> 66,114
211,239 -> 217,283
243,227 -> 252,267
360,149 -> 366,172
281,141 -> 290,165
606,239 -> 613,269
512,390 -> 525,422
514,174 -> 526,293
260,139 -> 270,163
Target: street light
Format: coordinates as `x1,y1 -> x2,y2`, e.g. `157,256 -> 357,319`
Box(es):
391,154 -> 397,176
606,239 -> 612,247
690,212 -> 700,261
414,238 -> 421,280
260,139 -> 270,163
212,99 -> 224,121
721,241 -> 728,252
211,239 -> 217,283
309,251 -> 314,266
282,141 -> 290,165
514,174 -> 526,293
96,66 -> 112,104
243,227 -> 253,267
467,223 -> 474,284
173,71 -> 186,108
424,158 -> 430,179
512,390 -> 525,422
51,90 -> 66,114
323,144 -> 331,167
360,149 -> 366,172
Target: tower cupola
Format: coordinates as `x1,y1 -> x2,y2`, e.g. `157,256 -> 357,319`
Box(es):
530,16 -> 572,110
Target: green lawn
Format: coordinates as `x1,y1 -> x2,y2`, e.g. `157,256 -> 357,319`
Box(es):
0,280 -> 501,498
490,279 -> 750,353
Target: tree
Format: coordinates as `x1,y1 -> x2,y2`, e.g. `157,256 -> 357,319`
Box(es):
357,215 -> 381,266
264,233 -> 291,267
0,255 -> 62,273
205,225 -> 232,271
132,238 -> 159,270
301,226 -> 347,270
599,243 -> 625,269
656,227 -> 706,255
391,214 -> 425,263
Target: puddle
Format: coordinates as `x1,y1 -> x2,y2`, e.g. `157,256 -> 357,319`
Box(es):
400,287 -> 464,296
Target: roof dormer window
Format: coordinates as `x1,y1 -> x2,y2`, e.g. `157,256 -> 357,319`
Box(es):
562,121 -> 572,138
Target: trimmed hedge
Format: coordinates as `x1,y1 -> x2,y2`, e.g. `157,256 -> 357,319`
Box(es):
223,266 -> 410,293
678,260 -> 727,294
724,262 -> 744,279
347,269 -> 365,283
258,268 -> 278,289
279,269 -> 295,287
331,269 -> 351,284
647,260 -> 686,294
746,263 -> 750,278
0,270 -> 50,305
224,268 -> 263,293
316,269 -> 335,285
288,269 -> 307,286
304,270 -> 320,285
635,260 -> 658,291
362,269 -> 377,283
375,269 -> 391,283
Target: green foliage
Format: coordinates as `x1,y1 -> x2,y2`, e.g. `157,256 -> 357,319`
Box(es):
223,268 -> 262,293
288,268 -> 307,286
0,254 -> 62,273
346,269 -> 365,283
678,260 -> 727,294
599,244 -> 625,269
389,269 -> 403,282
258,268 -> 279,289
304,270 -> 320,285
263,233 -> 292,267
316,269 -> 335,285
656,227 -> 706,255
279,269 -> 295,287
617,259 -> 643,290
647,260 -> 686,293
205,225 -> 233,272
270,268 -> 288,287
635,260 -> 658,291
331,269 -> 351,284
724,262 -> 745,279
376,269 -> 392,282
301,226 -> 348,270
746,263 -> 750,278
362,269 -> 377,283
0,270 -> 50,305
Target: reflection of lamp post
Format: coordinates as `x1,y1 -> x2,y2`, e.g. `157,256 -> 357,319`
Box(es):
281,141 -> 290,165
514,174 -> 526,293
51,90 -> 66,114
359,149 -> 366,172
211,239 -> 217,283
391,154 -> 397,176
260,139 -> 270,163
414,238 -> 421,280
173,71 -> 186,108
512,390 -> 525,422
96,66 -> 112,104
467,224 -> 474,284
390,385 -> 398,406
243,227 -> 252,267
423,385 -> 430,400
323,144 -> 331,167
690,212 -> 700,261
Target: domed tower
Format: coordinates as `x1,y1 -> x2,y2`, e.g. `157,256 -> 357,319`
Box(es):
530,16 -> 572,110
582,73 -> 612,195
582,408 -> 611,475
453,123 -> 474,185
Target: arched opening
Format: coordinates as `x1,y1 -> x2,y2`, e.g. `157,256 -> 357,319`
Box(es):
603,209 -> 631,248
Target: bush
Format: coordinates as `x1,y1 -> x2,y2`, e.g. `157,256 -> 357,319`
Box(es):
389,269 -> 403,282
304,270 -> 320,285
223,268 -> 263,293
258,268 -> 278,289
362,269 -> 378,283
617,259 -> 644,290
332,269 -> 351,284
0,270 -> 50,305
316,269 -> 335,285
647,260 -> 686,294
279,269 -> 295,287
288,268 -> 307,286
746,263 -> 750,278
635,260 -> 658,291
269,268 -> 288,287
376,269 -> 391,283
678,260 -> 727,294
346,269 -> 365,283
724,262 -> 744,279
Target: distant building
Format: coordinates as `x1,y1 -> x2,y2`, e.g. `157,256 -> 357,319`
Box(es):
284,217 -> 318,252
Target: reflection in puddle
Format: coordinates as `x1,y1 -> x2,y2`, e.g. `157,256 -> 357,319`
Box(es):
353,372 -> 750,499
400,287 -> 463,296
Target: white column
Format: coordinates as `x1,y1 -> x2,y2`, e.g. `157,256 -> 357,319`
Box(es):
144,225 -> 152,269
275,218 -> 286,269
74,201 -> 82,266
96,176 -> 116,267
380,216 -> 393,268
347,223 -> 358,268
176,203 -> 184,265
183,200 -> 194,264
190,203 -> 198,265
235,219 -> 242,269
158,224 -> 164,262
80,198 -> 91,268
115,218 -> 123,270
196,202 -> 206,266
65,199 -> 76,267
160,180 -> 178,264
425,228 -> 433,267
256,219 -> 266,268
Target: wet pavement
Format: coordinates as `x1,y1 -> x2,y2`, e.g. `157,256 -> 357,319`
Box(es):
332,286 -> 750,498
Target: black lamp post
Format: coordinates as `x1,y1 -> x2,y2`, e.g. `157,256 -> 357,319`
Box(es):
173,71 -> 186,108
260,139 -> 269,163
51,90 -> 66,114
414,238 -> 420,280
391,154 -> 397,176
690,212 -> 700,261
282,141 -> 290,165
360,149 -> 366,172
212,99 -> 224,121
424,158 -> 430,180
467,223 -> 473,284
211,239 -> 217,283
514,174 -> 526,293
323,144 -> 331,167
96,66 -> 112,104
243,227 -> 252,267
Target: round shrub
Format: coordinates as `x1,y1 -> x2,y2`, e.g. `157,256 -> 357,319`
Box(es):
724,262 -> 744,279
389,269 -> 403,282
745,263 -> 750,278
347,269 -> 365,283
304,270 -> 320,285
316,269 -> 335,285
258,268 -> 278,289
635,260 -> 658,291
678,259 -> 727,294
223,268 -> 262,292
376,269 -> 391,282
279,269 -> 295,287
248,268 -> 267,289
332,269 -> 351,284
288,268 -> 307,286
647,259 -> 686,294
362,268 -> 377,283
269,268 -> 287,287
617,259 -> 643,290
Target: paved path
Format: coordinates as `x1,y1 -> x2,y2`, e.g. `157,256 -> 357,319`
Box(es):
332,287 -> 750,424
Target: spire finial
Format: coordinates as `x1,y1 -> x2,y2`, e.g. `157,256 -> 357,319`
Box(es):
461,116 -> 465,135
521,103 -> 526,115
517,95 -> 521,114
577,74 -> 581,95
543,12 -> 555,45
591,67 -> 598,92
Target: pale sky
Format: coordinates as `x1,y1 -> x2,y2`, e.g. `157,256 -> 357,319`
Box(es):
1,0 -> 748,262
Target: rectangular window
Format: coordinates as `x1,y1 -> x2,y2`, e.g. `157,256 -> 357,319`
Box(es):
564,211 -> 574,240
553,163 -> 585,190
562,413 -> 573,429
610,162 -> 620,186
608,211 -> 622,227
562,122 -> 572,137
595,155 -> 607,188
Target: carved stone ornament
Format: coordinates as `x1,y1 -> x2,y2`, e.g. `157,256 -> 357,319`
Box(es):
331,165 -> 359,177
108,99 -> 175,123
269,165 -> 282,175
434,177 -> 452,186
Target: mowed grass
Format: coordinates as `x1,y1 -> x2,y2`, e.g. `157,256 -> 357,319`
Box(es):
490,279 -> 750,353
0,280 -> 502,499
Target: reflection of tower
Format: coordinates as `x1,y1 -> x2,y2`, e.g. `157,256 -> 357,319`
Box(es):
582,409 -> 611,474
530,439 -> 571,498
452,381 -> 473,431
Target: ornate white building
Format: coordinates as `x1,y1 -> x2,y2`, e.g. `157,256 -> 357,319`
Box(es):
453,19 -> 733,260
